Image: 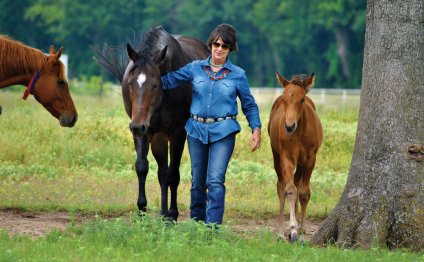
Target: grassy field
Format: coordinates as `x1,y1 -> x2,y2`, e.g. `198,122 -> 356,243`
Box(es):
1,89 -> 421,260
0,90 -> 357,218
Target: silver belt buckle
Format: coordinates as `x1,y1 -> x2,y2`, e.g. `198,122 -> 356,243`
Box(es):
205,118 -> 214,124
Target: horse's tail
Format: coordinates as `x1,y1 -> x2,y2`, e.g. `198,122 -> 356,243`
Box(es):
92,44 -> 128,84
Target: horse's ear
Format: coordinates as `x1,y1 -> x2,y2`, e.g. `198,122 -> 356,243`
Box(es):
49,45 -> 56,55
305,73 -> 316,93
56,47 -> 63,59
276,72 -> 289,88
155,45 -> 168,64
127,43 -> 139,62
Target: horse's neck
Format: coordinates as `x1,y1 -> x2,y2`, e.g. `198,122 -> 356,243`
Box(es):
0,52 -> 39,88
0,73 -> 33,88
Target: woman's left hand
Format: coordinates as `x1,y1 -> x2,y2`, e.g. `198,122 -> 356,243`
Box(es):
249,128 -> 261,152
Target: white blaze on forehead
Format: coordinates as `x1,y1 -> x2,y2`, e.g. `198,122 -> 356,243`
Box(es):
137,74 -> 146,88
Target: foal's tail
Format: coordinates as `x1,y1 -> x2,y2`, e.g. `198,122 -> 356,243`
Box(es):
92,44 -> 128,84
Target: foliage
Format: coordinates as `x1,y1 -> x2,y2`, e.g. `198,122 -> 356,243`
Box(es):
0,0 -> 365,88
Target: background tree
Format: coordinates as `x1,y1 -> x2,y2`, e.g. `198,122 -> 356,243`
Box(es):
0,0 -> 366,88
311,0 -> 423,250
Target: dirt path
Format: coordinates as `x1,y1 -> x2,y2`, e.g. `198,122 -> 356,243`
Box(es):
0,209 -> 322,241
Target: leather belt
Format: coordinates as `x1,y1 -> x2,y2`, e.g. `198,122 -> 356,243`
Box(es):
191,114 -> 237,124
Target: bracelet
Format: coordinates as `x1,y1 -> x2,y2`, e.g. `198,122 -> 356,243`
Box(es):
254,127 -> 261,134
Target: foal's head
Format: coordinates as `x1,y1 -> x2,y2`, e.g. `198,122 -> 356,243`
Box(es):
276,72 -> 315,133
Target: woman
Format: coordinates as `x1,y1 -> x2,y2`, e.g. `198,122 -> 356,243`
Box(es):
161,23 -> 261,224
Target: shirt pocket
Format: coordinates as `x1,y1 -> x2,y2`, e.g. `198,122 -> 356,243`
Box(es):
220,80 -> 237,97
192,77 -> 207,94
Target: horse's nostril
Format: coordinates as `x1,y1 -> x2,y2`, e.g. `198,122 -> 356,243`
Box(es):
130,123 -> 147,137
72,115 -> 78,125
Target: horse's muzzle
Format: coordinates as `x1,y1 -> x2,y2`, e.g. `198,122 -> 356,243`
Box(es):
285,123 -> 297,133
60,114 -> 78,127
130,123 -> 148,137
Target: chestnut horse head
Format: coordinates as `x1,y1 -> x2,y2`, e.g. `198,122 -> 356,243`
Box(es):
0,35 -> 77,127
276,72 -> 315,133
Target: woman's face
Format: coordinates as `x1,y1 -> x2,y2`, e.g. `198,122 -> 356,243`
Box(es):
211,37 -> 230,63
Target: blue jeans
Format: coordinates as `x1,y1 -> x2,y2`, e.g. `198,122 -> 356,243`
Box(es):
187,133 -> 236,224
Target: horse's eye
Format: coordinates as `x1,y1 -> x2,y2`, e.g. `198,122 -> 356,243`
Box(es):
300,98 -> 305,104
57,79 -> 65,85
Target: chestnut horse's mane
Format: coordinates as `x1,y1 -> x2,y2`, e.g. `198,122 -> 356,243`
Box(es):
290,74 -> 311,88
0,35 -> 66,79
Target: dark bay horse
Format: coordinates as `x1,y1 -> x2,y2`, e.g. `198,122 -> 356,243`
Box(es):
94,26 -> 209,220
268,72 -> 323,241
0,35 -> 77,127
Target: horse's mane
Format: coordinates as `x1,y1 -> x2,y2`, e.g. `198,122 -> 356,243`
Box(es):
290,74 -> 311,88
136,26 -> 188,69
136,26 -> 164,65
0,35 -> 66,79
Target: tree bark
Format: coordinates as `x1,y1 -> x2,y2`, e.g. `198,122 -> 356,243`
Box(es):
311,0 -> 423,251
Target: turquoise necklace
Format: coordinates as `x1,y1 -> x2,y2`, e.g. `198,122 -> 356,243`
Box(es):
209,58 -> 226,68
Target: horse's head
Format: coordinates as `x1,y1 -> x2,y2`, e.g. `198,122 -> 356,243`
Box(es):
276,72 -> 315,133
124,43 -> 168,137
34,46 -> 78,127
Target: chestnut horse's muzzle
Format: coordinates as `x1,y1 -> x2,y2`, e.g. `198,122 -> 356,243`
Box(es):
285,123 -> 297,133
60,114 -> 78,127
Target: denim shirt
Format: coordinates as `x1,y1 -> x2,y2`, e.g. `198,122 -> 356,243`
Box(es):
161,57 -> 261,144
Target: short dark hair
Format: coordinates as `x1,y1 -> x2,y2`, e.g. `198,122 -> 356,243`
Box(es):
207,23 -> 238,52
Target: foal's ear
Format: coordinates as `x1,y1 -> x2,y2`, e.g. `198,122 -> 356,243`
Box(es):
276,72 -> 289,87
305,73 -> 316,93
154,45 -> 168,64
127,43 -> 139,62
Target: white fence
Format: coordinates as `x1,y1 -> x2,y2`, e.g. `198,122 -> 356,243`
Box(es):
251,87 -> 361,104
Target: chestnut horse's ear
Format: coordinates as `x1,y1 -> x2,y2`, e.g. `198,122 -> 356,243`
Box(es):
127,43 -> 139,62
276,71 -> 289,88
56,47 -> 63,59
305,73 -> 316,93
48,45 -> 63,61
49,45 -> 56,54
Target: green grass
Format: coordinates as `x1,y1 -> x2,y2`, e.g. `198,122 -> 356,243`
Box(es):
1,90 -> 422,260
0,214 -> 421,262
0,90 -> 356,218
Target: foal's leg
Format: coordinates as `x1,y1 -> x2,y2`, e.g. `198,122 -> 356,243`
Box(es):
280,157 -> 298,242
133,135 -> 150,212
272,149 -> 286,238
166,128 -> 186,221
151,133 -> 169,218
297,157 -> 317,235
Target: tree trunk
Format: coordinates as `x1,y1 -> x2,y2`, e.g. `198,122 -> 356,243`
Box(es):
311,0 -> 423,251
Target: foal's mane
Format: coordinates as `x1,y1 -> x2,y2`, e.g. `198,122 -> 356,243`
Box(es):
0,35 -> 66,79
290,74 -> 310,88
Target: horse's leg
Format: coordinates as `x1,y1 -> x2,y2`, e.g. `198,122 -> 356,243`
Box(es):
298,157 -> 317,235
166,128 -> 186,221
280,156 -> 298,242
133,135 -> 150,212
294,165 -> 304,224
151,133 -> 169,218
272,149 -> 286,238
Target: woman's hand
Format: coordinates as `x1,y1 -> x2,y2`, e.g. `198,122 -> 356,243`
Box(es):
249,128 -> 261,152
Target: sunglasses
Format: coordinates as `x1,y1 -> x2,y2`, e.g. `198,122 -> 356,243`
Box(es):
212,42 -> 230,50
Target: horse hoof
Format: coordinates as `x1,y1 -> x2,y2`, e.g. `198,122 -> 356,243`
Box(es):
166,209 -> 179,222
289,231 -> 299,242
